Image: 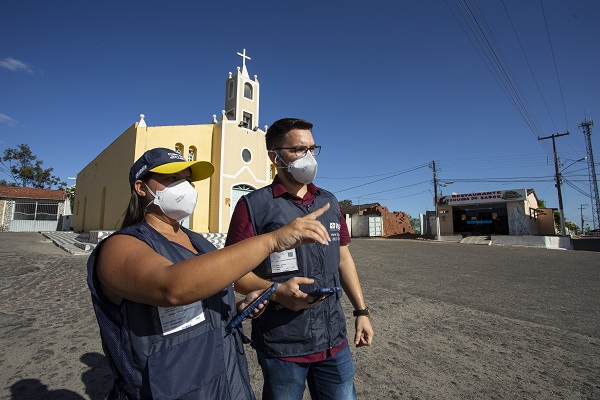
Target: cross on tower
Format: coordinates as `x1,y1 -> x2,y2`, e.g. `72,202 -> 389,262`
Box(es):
236,48 -> 251,70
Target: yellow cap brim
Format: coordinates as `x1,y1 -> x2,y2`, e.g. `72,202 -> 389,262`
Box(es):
150,160 -> 214,182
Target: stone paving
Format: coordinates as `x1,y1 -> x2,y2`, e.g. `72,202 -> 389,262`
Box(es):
1,232 -> 599,399
0,232 -> 111,399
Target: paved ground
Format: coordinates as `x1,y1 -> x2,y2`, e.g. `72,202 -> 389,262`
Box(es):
0,232 -> 599,399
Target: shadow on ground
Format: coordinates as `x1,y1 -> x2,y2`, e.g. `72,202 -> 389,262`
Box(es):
9,352 -> 112,400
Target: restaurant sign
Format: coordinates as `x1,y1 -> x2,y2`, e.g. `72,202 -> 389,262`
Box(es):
438,189 -> 526,206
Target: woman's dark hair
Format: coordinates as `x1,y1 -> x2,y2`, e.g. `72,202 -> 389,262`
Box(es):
121,173 -> 153,229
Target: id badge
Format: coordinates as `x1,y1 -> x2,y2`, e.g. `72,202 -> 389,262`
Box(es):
158,300 -> 205,336
269,249 -> 298,274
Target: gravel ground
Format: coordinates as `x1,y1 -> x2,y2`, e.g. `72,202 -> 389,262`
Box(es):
1,232 -> 598,399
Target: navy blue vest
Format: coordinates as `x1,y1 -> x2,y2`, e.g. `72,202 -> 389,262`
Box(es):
87,221 -> 255,400
243,186 -> 347,357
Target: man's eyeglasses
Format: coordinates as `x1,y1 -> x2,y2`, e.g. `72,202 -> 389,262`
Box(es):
273,146 -> 321,157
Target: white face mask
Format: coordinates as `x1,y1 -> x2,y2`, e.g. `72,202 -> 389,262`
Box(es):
145,180 -> 198,221
275,150 -> 318,185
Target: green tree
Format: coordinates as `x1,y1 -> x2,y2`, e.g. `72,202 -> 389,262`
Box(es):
409,216 -> 421,234
565,220 -> 579,235
553,211 -> 561,230
339,199 -> 353,207
65,184 -> 76,205
537,198 -> 547,208
0,144 -> 65,189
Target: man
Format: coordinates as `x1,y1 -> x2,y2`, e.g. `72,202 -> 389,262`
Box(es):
226,118 -> 374,400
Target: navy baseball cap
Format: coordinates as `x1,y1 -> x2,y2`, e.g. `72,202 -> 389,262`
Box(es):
129,148 -> 214,188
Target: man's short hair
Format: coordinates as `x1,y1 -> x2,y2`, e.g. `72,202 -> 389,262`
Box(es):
265,118 -> 313,150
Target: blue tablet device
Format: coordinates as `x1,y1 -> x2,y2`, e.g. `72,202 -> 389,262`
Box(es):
225,282 -> 278,334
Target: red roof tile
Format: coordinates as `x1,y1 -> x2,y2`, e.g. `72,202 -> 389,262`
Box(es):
0,186 -> 66,200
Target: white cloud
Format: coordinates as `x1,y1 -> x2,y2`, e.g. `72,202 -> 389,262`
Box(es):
0,57 -> 34,74
0,113 -> 18,127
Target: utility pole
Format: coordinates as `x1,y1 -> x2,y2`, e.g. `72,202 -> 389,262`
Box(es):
538,132 -> 569,236
579,204 -> 587,235
578,119 -> 599,230
431,160 -> 440,240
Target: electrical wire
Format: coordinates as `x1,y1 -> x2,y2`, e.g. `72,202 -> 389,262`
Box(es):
539,0 -> 569,130
319,162 -> 431,180
444,0 -> 559,157
500,0 -> 558,133
334,163 -> 430,193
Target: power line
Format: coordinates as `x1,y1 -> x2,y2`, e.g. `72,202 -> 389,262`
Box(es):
453,0 -> 542,137
353,180 -> 432,198
319,163 -> 430,180
501,0 -> 558,132
334,163 -> 430,193
359,189 -> 431,202
539,0 -> 569,129
444,0 -> 560,157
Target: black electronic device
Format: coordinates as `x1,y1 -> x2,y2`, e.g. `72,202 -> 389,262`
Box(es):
225,282 -> 278,335
307,286 -> 342,303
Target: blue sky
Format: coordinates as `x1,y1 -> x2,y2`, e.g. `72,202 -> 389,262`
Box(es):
1,1 -> 599,230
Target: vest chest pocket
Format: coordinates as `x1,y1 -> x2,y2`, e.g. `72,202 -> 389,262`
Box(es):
147,329 -> 228,399
256,308 -> 314,346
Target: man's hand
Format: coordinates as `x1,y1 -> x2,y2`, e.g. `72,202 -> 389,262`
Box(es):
270,203 -> 331,252
354,316 -> 374,347
271,276 -> 315,311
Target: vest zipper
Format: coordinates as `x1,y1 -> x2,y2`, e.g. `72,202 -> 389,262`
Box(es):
316,238 -> 333,349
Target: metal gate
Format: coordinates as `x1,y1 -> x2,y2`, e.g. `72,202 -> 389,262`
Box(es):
368,216 -> 382,237
8,200 -> 60,232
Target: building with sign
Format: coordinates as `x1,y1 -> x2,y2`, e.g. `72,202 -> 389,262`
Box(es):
72,50 -> 274,233
436,188 -> 557,236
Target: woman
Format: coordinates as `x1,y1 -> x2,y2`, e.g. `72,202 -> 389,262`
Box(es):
87,148 -> 330,399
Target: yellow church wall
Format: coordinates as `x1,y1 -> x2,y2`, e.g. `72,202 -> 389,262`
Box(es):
74,123 -> 217,232
216,121 -> 270,232
138,124 -> 215,233
73,124 -> 138,231
209,123 -> 223,233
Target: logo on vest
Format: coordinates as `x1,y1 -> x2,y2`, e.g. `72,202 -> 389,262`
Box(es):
329,222 -> 340,241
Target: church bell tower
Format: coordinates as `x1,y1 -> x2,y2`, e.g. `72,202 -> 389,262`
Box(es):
224,48 -> 260,130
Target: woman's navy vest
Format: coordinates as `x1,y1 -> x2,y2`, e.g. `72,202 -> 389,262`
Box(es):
87,221 -> 255,400
243,186 -> 347,357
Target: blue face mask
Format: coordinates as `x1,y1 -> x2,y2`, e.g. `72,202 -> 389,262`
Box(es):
275,151 -> 318,185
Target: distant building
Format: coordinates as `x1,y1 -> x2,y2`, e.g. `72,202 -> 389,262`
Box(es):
0,186 -> 70,232
73,50 -> 274,233
342,203 -> 415,237
432,188 -> 556,236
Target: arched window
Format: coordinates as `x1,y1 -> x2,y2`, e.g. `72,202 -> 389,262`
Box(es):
188,146 -> 197,161
175,143 -> 184,155
244,83 -> 253,99
241,112 -> 252,129
228,81 -> 235,99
